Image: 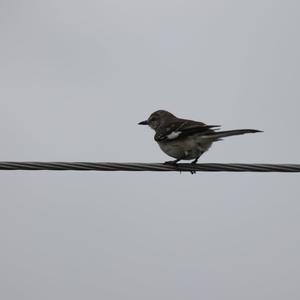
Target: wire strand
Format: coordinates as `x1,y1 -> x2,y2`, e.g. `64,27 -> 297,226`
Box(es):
0,162 -> 299,172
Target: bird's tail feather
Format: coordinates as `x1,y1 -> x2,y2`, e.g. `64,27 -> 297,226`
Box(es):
207,129 -> 262,140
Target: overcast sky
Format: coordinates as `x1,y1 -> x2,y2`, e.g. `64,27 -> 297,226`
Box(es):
0,0 -> 300,299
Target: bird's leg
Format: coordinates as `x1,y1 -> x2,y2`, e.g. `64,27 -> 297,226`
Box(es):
191,157 -> 199,164
190,160 -> 198,174
191,152 -> 204,164
189,152 -> 204,174
164,158 -> 182,165
191,151 -> 204,164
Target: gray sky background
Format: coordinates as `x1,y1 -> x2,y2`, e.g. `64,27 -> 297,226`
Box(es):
0,0 -> 300,299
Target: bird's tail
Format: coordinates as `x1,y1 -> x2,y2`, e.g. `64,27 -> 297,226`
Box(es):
207,129 -> 262,140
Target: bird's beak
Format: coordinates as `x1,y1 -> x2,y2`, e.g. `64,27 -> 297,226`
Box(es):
138,120 -> 149,125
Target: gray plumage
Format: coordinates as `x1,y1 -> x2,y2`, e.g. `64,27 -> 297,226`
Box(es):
138,110 -> 262,164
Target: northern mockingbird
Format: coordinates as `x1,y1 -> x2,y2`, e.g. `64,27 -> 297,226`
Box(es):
138,110 -> 262,164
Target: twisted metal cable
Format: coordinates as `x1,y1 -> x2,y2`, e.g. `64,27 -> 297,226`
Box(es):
0,161 -> 299,172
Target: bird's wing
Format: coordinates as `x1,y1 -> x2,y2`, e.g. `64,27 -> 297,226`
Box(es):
154,120 -> 220,142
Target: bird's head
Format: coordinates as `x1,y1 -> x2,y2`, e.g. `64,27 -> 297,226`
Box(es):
138,110 -> 175,130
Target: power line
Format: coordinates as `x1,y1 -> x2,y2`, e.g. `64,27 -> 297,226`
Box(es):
0,162 -> 299,172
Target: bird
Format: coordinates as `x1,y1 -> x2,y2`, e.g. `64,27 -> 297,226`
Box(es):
138,110 -> 262,165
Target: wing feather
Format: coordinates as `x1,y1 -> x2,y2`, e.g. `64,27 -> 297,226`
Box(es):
155,119 -> 220,141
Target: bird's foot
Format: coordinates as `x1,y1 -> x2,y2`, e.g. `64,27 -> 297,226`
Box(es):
163,159 -> 197,174
189,158 -> 198,173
